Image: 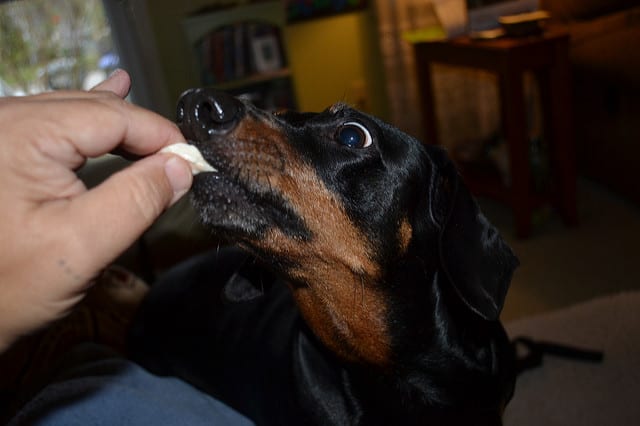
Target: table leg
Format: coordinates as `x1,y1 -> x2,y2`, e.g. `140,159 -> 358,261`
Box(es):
500,69 -> 532,238
414,49 -> 440,146
549,38 -> 578,227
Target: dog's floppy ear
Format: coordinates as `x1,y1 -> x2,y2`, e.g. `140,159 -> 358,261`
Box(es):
433,153 -> 519,321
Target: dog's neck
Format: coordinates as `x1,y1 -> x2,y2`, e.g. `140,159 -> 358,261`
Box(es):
290,264 -> 514,425
291,327 -> 510,426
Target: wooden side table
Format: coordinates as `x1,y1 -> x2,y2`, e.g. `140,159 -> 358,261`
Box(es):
413,31 -> 578,238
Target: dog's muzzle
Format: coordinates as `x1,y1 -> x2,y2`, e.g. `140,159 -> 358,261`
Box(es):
177,88 -> 243,141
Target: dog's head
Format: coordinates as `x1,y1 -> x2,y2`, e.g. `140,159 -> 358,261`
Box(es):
178,89 -> 518,367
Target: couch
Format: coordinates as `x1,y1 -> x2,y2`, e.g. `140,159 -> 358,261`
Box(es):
539,0 -> 640,205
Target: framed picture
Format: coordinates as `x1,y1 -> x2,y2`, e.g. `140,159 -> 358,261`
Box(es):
251,33 -> 283,73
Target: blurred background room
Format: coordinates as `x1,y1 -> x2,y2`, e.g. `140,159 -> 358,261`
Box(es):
1,0 -> 639,423
1,0 -> 638,338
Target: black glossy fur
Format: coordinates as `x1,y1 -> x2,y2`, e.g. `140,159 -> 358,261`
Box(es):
130,90 -> 519,425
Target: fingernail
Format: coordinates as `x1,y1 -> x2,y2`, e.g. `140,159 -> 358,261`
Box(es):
107,68 -> 124,80
164,156 -> 193,204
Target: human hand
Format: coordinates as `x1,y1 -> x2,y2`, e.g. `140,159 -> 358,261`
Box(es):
0,70 -> 192,351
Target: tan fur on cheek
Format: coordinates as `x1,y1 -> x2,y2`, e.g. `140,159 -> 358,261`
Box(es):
252,162 -> 392,367
235,117 -> 392,366
259,226 -> 391,367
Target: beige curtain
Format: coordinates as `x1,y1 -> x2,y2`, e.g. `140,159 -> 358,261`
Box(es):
372,0 -> 501,152
372,0 -> 436,140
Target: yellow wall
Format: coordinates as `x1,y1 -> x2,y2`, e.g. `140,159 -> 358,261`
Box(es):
284,11 -> 389,120
145,1 -> 388,120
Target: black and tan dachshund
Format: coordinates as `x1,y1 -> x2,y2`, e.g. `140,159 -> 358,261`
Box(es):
130,89 -> 519,425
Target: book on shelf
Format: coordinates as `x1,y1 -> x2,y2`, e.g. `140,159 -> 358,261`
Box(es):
194,21 -> 286,86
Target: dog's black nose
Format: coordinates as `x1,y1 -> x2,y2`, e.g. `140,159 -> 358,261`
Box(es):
177,88 -> 243,140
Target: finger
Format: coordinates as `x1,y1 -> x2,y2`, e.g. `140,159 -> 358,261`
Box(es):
10,95 -> 185,159
106,101 -> 186,156
90,69 -> 131,98
62,153 -> 193,274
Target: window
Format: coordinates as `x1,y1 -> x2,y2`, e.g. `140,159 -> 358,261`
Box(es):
0,0 -> 118,96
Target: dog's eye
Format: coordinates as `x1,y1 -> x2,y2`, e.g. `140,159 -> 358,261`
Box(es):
336,122 -> 372,148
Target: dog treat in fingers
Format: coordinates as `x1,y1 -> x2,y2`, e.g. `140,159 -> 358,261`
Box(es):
160,143 -> 216,175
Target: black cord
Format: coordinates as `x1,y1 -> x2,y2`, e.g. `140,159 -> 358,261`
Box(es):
513,336 -> 604,375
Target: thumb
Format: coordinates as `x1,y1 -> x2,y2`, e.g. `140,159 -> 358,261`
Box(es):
66,154 -> 193,272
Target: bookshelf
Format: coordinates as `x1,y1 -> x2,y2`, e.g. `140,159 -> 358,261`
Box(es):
183,1 -> 297,111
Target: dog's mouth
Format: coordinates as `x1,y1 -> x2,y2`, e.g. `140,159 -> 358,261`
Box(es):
176,89 -> 310,245
189,152 -> 308,243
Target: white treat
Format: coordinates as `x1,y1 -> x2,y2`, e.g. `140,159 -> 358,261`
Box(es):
160,143 -> 216,175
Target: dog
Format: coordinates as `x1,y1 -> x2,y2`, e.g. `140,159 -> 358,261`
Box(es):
130,89 -> 519,425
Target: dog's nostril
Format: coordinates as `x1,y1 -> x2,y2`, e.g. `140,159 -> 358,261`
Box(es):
195,102 -> 227,134
178,89 -> 242,137
194,96 -> 241,137
196,102 -> 214,125
197,96 -> 239,126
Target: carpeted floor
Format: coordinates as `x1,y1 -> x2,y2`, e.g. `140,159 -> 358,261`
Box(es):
504,291 -> 640,425
477,178 -> 640,322
477,179 -> 640,425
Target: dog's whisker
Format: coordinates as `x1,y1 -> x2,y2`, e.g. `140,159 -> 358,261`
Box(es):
352,275 -> 359,308
233,167 -> 243,187
266,173 -> 275,196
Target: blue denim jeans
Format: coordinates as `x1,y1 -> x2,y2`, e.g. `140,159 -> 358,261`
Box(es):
9,345 -> 253,426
